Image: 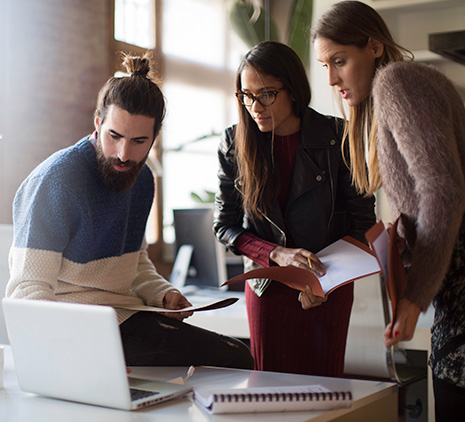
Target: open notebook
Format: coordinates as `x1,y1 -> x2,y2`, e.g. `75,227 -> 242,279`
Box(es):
223,236 -> 380,296
2,298 -> 192,410
365,217 -> 407,319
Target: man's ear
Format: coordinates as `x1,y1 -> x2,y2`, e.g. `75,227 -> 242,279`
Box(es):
94,111 -> 101,132
369,38 -> 384,58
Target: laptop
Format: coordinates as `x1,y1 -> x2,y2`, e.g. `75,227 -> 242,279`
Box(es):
2,298 -> 192,410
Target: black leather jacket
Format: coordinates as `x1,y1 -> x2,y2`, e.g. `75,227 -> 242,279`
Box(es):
213,108 -> 376,296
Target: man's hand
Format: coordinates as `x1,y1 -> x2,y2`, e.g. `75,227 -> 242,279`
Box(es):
383,297 -> 421,348
161,290 -> 193,321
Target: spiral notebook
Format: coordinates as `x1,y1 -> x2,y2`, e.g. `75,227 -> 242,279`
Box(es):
194,385 -> 352,414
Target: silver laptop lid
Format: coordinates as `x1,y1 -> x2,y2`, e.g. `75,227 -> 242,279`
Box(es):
3,298 -> 133,409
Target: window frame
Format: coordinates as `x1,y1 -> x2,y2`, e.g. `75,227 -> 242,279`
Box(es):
110,0 -> 165,262
110,0 -> 244,266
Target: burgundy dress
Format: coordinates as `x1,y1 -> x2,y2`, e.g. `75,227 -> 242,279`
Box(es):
236,132 -> 353,376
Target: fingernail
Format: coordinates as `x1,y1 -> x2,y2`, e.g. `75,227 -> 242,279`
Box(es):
394,331 -> 399,337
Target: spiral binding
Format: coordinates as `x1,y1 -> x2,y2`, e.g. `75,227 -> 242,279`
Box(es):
212,391 -> 352,403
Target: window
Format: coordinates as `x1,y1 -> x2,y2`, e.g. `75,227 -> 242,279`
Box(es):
161,0 -> 247,246
112,0 -> 247,251
114,0 -> 155,49
163,0 -> 224,67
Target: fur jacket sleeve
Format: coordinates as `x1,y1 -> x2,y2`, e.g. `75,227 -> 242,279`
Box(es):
373,61 -> 465,311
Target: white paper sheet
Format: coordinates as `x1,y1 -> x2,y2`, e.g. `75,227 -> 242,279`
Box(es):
316,239 -> 381,295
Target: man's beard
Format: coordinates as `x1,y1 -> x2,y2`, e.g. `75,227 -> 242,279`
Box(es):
95,139 -> 147,193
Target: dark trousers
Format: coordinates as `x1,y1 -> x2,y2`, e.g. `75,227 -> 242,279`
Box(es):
433,376 -> 465,422
119,311 -> 254,369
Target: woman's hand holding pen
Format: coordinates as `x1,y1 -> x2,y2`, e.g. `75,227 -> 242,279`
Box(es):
269,246 -> 327,309
269,246 -> 325,275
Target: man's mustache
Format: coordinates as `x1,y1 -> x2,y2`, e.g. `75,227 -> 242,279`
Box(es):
109,157 -> 137,169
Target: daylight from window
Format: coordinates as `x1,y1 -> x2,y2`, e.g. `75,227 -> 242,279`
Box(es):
162,0 -> 246,244
114,0 -> 247,245
114,0 -> 155,49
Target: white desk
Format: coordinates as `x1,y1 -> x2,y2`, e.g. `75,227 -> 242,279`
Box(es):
185,281 -> 434,422
1,345 -> 397,422
186,290 -> 249,339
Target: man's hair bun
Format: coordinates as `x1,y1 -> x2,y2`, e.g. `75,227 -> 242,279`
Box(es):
122,54 -> 151,78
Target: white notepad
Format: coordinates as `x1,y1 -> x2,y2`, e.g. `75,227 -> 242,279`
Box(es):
194,384 -> 352,414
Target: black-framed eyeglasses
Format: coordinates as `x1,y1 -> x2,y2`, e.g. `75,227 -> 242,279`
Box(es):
235,90 -> 282,107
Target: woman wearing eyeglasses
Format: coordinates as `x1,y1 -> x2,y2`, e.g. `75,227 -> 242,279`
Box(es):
213,41 -> 376,376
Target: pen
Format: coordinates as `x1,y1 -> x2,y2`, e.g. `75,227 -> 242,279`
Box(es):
307,257 -> 313,269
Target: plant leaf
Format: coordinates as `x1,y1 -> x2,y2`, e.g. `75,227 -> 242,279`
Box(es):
227,0 -> 280,47
287,0 -> 313,70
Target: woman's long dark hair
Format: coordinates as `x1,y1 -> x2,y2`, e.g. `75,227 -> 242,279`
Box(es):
235,41 -> 311,218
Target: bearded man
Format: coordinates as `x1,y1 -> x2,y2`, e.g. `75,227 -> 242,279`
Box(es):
6,53 -> 253,370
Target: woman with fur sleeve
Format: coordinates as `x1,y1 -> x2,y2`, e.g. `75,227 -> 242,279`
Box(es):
213,41 -> 376,377
313,2 -> 465,419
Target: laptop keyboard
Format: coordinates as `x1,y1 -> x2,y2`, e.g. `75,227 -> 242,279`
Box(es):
130,388 -> 160,401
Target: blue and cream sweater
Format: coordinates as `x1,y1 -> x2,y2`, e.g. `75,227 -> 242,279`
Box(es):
6,136 -> 175,323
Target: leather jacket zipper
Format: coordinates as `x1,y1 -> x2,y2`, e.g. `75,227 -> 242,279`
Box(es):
326,149 -> 335,235
259,211 -> 287,247
234,178 -> 287,247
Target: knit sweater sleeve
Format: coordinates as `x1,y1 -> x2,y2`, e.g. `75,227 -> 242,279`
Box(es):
373,62 -> 465,310
7,173 -> 80,300
7,140 -> 178,310
236,232 -> 277,268
130,239 -> 178,308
